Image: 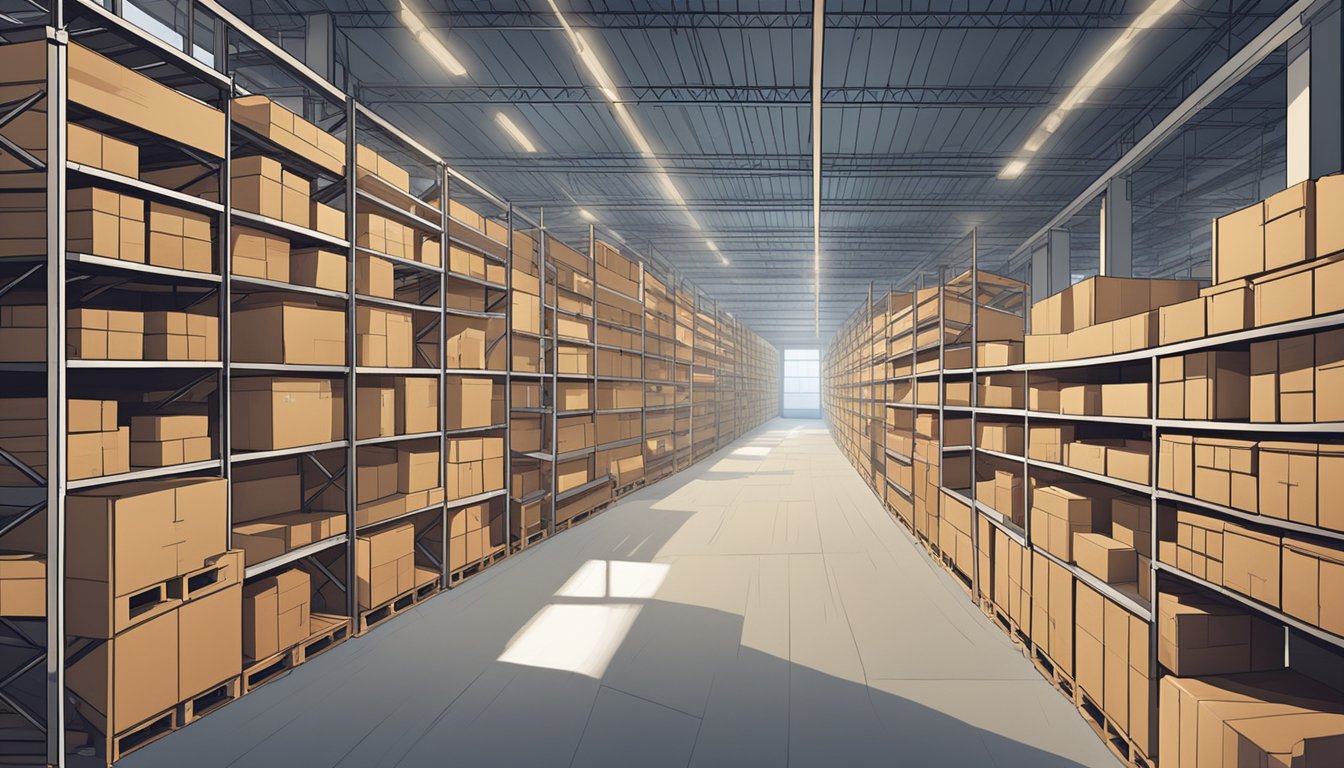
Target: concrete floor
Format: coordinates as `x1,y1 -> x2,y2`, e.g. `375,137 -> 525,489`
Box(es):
119,418 -> 1119,768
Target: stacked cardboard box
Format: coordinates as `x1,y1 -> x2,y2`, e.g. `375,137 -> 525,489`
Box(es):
1157,351 -> 1249,420
597,382 -> 642,410
1026,276 -> 1199,362
232,95 -> 344,176
939,490 -> 975,578
1159,671 -> 1344,767
68,123 -> 139,177
0,398 -> 128,482
129,414 -> 210,468
143,311 -> 219,361
1075,582 -> 1153,754
232,156 -> 310,228
1250,328 -> 1344,422
148,201 -> 212,273
356,252 -> 394,299
974,464 -> 1023,525
232,377 -> 345,451
356,212 -> 414,260
1158,507 -> 1226,585
594,241 -> 640,298
445,437 -> 504,500
992,527 -> 1032,631
448,245 -> 503,283
1207,178 -> 1344,330
1157,587 -> 1284,676
447,503 -> 505,568
557,382 -> 591,412
67,308 -> 144,360
355,306 -> 413,368
231,225 -> 290,283
356,444 -> 444,527
230,463 -> 345,566
243,569 -> 310,661
1282,535 -> 1344,637
1158,433 -> 1256,511
1031,484 -> 1108,562
355,145 -> 412,195
445,377 -> 501,429
558,345 -> 592,375
234,296 -> 345,365
68,188 -> 146,263
1030,552 -> 1075,675
353,523 -> 415,609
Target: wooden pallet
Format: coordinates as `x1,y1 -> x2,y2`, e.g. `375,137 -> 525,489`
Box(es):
358,567 -> 441,634
106,707 -> 177,764
554,506 -> 595,533
514,527 -> 549,552
179,676 -> 241,726
242,613 -> 352,695
614,478 -> 645,497
1029,645 -> 1076,701
1074,688 -> 1155,768
447,547 -> 508,587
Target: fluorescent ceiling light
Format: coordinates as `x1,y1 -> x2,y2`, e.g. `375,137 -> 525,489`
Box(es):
399,1 -> 467,77
1000,0 -> 1178,179
547,0 -> 713,240
999,159 -> 1028,180
495,112 -> 538,152
578,209 -> 597,222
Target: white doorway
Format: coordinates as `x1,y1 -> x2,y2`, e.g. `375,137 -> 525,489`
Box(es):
781,348 -> 821,418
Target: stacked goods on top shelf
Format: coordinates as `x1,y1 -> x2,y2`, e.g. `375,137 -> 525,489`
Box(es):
643,269 -> 677,483
592,240 -> 644,495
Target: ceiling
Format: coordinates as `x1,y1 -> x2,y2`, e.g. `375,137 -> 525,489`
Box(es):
223,0 -> 1293,348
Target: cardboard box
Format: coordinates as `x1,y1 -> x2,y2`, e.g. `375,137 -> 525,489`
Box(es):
1192,436 -> 1257,512
232,377 -> 344,450
232,512 -> 345,565
445,377 -> 496,430
0,554 -> 45,617
1201,280 -> 1254,336
1182,351 -> 1249,421
290,248 -> 346,292
1158,434 -> 1195,497
69,123 -> 139,178
395,376 -> 438,434
1102,382 -> 1149,418
356,252 -> 394,299
1110,496 -> 1151,558
446,326 -> 487,369
243,569 -> 311,661
231,225 -> 290,282
1059,383 -> 1101,416
356,383 -> 395,439
1157,587 -> 1283,676
1032,484 -> 1097,562
1263,180 -> 1315,271
1282,537 -> 1344,636
1258,441 -> 1317,525
1222,522 -> 1281,607
177,583 -> 242,699
354,523 -> 415,609
1215,200 -> 1265,283
233,298 -> 345,365
66,606 -> 180,734
1027,424 -> 1074,464
233,95 -> 344,176
1073,532 -> 1137,583
1158,296 -> 1207,345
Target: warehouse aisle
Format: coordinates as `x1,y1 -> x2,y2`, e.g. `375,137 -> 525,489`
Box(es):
118,419 -> 1117,768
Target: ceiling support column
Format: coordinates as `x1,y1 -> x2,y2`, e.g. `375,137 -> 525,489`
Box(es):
1030,229 -> 1070,305
1288,3 -> 1344,185
1099,176 -> 1132,277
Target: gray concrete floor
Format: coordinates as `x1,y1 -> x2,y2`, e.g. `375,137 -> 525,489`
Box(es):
119,418 -> 1119,768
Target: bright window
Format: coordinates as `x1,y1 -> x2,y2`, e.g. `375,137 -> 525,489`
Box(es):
782,348 -> 820,415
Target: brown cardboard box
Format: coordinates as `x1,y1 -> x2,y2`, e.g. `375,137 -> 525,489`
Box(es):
66,606 -> 180,734
1110,496 -> 1151,557
66,478 -> 227,604
398,446 -> 439,494
1192,436 -> 1257,512
445,377 -> 496,430
1201,280 -> 1254,336
233,96 -> 344,176
1158,434 -> 1195,496
1282,537 -> 1344,636
1158,296 -> 1207,345
1215,200 -> 1265,283
0,554 -> 45,617
1317,328 -> 1344,422
446,327 -> 486,369
311,202 -> 345,239
177,583 -> 242,699
1073,532 -> 1137,583
1059,383 -> 1101,416
1027,424 -> 1074,464
1258,441 -> 1317,525
231,512 -> 345,565
1032,484 -> 1096,561
233,298 -> 345,365
356,252 -> 394,299
232,155 -> 283,219
279,169 -> 310,228
1102,382 -> 1149,418
356,383 -> 395,439
356,447 -> 398,505
1263,180 -> 1315,271
1319,445 -> 1344,533
1183,351 -> 1249,421
355,523 -> 415,609
69,123 -> 140,178
1106,441 -> 1150,485
129,436 -> 210,468
1222,522 -> 1281,607
290,248 -> 346,292
232,377 -> 344,451
395,377 -> 438,434
1159,671 -> 1344,768
243,569 -> 311,661
1157,588 -> 1283,676
231,225 -> 290,282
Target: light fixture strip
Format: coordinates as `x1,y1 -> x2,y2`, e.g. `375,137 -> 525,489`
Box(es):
999,0 -> 1180,179
812,0 -> 824,337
